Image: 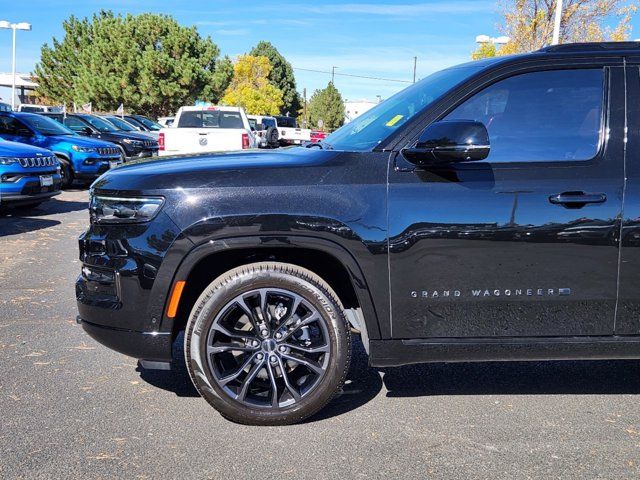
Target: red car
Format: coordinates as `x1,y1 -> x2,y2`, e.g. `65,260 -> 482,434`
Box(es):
310,130 -> 327,143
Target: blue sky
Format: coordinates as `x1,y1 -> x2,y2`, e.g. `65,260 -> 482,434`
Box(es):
0,0 -> 638,105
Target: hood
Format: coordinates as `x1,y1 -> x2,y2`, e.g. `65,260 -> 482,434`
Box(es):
49,134 -> 118,149
92,147 -> 339,191
0,139 -> 53,158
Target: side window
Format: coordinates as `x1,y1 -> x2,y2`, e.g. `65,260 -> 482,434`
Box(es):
444,69 -> 604,163
64,116 -> 88,132
0,116 -> 28,135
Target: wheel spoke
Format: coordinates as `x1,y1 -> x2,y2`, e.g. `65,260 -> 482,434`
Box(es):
218,353 -> 256,386
212,322 -> 254,341
237,358 -> 265,401
277,357 -> 301,402
207,343 -> 254,355
281,352 -> 325,376
266,361 -> 280,407
284,342 -> 330,354
235,296 -> 262,334
279,315 -> 319,342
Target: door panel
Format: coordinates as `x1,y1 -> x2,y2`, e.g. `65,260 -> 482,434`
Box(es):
616,65 -> 640,334
388,66 -> 625,339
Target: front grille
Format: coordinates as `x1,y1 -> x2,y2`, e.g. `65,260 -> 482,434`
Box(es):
142,140 -> 156,148
97,147 -> 120,156
17,156 -> 58,168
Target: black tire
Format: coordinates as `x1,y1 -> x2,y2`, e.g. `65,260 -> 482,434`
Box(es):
185,262 -> 351,425
57,157 -> 73,189
266,126 -> 279,147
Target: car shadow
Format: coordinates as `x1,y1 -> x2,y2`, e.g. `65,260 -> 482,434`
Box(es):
137,335 -> 640,421
0,195 -> 88,237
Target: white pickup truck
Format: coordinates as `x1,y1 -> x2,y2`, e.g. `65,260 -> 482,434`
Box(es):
273,116 -> 311,146
158,106 -> 256,156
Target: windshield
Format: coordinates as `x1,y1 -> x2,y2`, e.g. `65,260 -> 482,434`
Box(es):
81,115 -> 118,132
21,114 -> 74,136
177,110 -> 244,129
275,116 -> 297,128
324,64 -> 483,151
134,116 -> 162,131
104,116 -> 136,131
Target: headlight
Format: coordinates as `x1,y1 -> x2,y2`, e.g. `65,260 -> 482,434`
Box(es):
123,138 -> 143,145
72,145 -> 96,152
90,195 -> 164,224
0,157 -> 18,165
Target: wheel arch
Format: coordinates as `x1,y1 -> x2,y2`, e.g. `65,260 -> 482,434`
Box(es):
165,235 -> 381,349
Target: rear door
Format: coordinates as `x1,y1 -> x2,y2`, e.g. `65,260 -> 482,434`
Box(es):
388,61 -> 625,339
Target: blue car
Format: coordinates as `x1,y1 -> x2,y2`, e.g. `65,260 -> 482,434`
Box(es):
0,137 -> 61,208
0,112 -> 123,188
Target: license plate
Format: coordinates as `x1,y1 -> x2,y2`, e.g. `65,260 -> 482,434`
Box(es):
109,161 -> 119,169
40,175 -> 53,187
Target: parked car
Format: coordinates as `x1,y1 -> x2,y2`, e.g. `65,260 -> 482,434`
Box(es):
76,42 -> 638,426
158,106 -> 256,156
0,112 -> 122,188
0,137 -> 61,208
42,113 -> 159,161
247,115 -> 279,148
273,115 -> 311,146
120,115 -> 161,140
158,116 -> 175,128
0,102 -> 11,112
17,105 -> 61,113
310,130 -> 327,143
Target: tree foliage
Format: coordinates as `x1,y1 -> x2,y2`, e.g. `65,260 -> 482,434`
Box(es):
221,55 -> 284,115
472,0 -> 637,59
34,10 -> 232,117
307,82 -> 344,132
249,41 -> 302,116
471,43 -> 498,60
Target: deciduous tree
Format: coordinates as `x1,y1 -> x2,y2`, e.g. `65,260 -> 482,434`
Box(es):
471,0 -> 637,59
221,55 -> 284,115
250,41 -> 302,116
35,10 -> 232,117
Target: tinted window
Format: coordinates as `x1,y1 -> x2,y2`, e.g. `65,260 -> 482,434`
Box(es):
262,118 -> 276,128
64,116 -> 89,132
275,116 -> 297,128
134,115 -> 162,131
20,106 -> 45,113
81,115 -> 118,132
19,114 -> 74,135
325,64 -> 483,151
105,116 -> 136,131
444,69 -> 604,162
0,116 -> 31,135
177,110 -> 244,129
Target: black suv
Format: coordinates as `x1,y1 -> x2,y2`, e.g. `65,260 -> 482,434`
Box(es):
42,113 -> 158,160
76,43 -> 640,425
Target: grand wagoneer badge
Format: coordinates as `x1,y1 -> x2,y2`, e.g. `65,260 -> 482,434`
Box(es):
410,288 -> 571,298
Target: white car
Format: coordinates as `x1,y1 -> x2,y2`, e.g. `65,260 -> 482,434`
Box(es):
273,116 -> 311,146
159,106 -> 257,157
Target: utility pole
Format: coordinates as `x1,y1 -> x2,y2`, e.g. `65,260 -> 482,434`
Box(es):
413,56 -> 417,83
331,66 -> 338,84
303,87 -> 307,127
552,0 -> 563,45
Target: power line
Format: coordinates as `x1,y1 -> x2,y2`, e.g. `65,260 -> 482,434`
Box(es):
293,67 -> 413,84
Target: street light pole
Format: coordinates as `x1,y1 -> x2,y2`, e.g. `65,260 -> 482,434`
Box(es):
552,0 -> 563,45
0,20 -> 32,110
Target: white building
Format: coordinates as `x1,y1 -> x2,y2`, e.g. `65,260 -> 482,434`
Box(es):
344,99 -> 378,123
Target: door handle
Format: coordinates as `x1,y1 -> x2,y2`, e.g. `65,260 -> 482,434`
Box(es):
549,191 -> 607,208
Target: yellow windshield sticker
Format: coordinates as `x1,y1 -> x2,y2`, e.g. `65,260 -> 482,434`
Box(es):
386,114 -> 404,127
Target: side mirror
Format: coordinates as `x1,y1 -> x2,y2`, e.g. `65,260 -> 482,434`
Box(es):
82,126 -> 94,136
402,120 -> 490,166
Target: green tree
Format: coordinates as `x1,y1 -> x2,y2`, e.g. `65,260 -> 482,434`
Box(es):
471,42 -> 498,60
308,82 -> 344,132
35,10 -> 232,117
249,41 -> 301,116
221,55 -> 283,115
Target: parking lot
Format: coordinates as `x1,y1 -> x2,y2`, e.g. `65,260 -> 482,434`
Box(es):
1,190 -> 640,479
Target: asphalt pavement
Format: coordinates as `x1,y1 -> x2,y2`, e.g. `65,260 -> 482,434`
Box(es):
1,190 -> 640,479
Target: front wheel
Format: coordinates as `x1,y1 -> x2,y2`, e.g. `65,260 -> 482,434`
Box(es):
57,158 -> 73,189
185,262 -> 351,425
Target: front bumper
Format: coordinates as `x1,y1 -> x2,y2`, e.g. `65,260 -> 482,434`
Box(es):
78,317 -> 172,361
0,171 -> 62,205
75,209 -> 190,362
